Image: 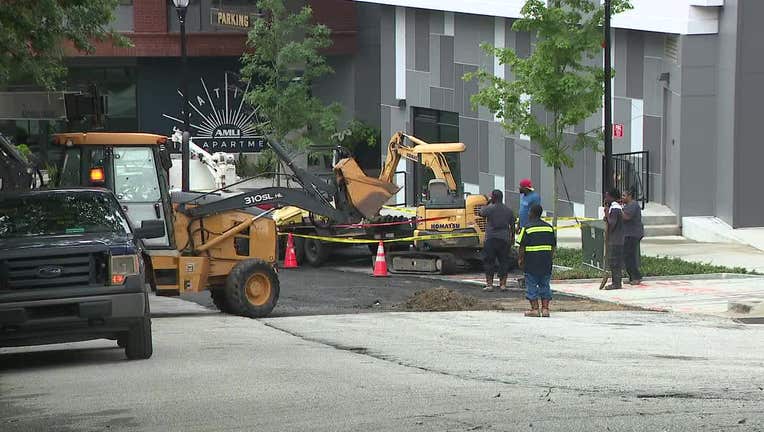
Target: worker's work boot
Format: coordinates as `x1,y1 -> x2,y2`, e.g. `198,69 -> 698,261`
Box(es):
498,275 -> 509,291
541,299 -> 550,317
524,300 -> 540,317
484,275 -> 495,292
604,268 -> 623,290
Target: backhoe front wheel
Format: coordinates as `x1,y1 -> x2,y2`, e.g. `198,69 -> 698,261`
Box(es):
224,260 -> 280,318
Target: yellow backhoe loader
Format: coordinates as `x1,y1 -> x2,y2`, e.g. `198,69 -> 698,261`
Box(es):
50,132 -> 406,314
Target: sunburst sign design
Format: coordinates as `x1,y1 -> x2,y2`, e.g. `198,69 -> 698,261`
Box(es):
163,71 -> 267,153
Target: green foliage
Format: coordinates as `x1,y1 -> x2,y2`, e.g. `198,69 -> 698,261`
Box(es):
0,0 -> 130,89
236,151 -> 277,178
464,0 -> 631,226
240,0 -> 341,149
553,248 -> 752,280
308,119 -> 380,169
15,144 -> 31,162
332,120 -> 380,154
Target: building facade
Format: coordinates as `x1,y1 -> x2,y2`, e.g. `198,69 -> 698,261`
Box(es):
1,0 -> 381,162
362,0 -> 763,228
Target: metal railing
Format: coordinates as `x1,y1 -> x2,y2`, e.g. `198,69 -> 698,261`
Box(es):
603,151 -> 650,209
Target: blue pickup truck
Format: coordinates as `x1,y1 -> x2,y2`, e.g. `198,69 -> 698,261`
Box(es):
0,188 -> 165,360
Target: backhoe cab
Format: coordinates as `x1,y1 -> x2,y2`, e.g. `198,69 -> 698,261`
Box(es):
53,132 -> 280,318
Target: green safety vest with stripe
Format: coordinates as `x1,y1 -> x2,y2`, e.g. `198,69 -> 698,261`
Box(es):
517,220 -> 556,275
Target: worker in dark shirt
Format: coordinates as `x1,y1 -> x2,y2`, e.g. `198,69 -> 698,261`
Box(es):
479,189 -> 515,292
517,204 -> 556,317
603,188 -> 624,290
622,188 -> 644,285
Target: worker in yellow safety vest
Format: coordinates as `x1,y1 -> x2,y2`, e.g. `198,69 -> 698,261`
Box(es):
517,204 -> 556,317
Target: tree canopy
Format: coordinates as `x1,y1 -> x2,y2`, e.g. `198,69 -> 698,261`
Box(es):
465,0 -> 631,226
0,0 -> 128,88
240,0 -> 340,149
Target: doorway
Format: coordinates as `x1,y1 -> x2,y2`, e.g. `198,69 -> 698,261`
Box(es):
412,108 -> 460,204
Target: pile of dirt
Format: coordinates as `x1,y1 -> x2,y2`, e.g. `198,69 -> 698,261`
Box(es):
402,287 -> 487,312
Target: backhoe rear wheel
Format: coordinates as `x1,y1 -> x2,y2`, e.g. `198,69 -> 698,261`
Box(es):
224,260 -> 280,318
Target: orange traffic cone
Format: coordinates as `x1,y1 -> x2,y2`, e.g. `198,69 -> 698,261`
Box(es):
372,241 -> 388,277
284,233 -> 298,269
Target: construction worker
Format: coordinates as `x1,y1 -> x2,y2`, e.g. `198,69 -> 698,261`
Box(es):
517,204 -> 556,317
603,188 -> 625,290
517,178 -> 541,232
479,189 -> 515,292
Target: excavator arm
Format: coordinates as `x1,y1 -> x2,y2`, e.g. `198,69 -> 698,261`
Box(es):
379,131 -> 465,192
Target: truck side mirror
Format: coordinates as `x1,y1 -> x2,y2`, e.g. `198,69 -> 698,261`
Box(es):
134,220 -> 166,239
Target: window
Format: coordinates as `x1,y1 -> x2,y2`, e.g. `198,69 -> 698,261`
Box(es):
0,192 -> 130,239
113,147 -> 161,202
58,149 -> 82,186
413,108 -> 461,200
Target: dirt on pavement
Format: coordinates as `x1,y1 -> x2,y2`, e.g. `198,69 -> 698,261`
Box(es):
400,287 -> 638,313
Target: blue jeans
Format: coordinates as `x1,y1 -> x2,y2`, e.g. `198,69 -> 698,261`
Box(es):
525,272 -> 552,301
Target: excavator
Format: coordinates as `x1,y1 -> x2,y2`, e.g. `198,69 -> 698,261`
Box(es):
275,131 -> 498,274
378,132 -> 496,274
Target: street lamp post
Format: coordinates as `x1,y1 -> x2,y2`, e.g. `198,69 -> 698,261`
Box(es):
603,0 -> 613,195
173,0 -> 191,192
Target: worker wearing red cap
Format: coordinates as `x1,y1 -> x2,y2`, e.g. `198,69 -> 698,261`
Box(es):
518,178 -> 541,231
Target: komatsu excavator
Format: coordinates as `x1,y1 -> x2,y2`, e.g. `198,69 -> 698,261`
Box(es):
379,132 -> 500,274
275,131 -> 502,274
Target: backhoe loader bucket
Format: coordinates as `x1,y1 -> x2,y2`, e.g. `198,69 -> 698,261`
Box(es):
334,157 -> 401,219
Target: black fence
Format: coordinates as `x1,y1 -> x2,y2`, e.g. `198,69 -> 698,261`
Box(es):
603,151 -> 650,209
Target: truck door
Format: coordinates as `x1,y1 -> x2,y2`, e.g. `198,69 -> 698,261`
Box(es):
112,146 -> 170,248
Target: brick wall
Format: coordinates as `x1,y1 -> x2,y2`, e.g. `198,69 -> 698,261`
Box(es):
65,0 -> 357,57
133,0 -> 167,33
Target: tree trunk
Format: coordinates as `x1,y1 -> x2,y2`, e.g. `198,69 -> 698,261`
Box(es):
552,165 -> 559,230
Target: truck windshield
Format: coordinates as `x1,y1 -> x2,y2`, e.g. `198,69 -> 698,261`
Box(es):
0,191 -> 131,239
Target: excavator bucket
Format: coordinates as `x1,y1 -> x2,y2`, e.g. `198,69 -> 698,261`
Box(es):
335,157 -> 401,219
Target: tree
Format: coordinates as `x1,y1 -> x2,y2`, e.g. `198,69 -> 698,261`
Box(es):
0,0 -> 128,89
241,0 -> 341,153
465,0 -> 631,228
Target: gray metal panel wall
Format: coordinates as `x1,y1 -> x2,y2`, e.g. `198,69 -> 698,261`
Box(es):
715,0 -> 739,226
734,0 -> 764,227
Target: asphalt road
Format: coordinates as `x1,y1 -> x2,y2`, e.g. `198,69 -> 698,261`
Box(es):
179,265 -> 621,316
2,296 -> 763,431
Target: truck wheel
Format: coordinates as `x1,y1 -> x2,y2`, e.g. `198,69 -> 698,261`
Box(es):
210,288 -> 232,313
303,238 -> 328,267
224,259 -> 280,318
125,317 -> 153,360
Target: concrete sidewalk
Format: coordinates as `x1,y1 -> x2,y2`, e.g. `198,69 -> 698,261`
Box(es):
552,275 -> 764,321
556,221 -> 764,273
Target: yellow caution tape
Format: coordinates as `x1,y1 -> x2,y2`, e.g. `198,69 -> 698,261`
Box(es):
279,223 -> 582,245
279,231 -> 480,244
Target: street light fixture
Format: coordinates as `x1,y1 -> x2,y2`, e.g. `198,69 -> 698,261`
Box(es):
173,0 -> 191,192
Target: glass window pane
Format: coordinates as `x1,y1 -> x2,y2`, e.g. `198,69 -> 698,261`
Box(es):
59,149 -> 81,186
113,148 -> 161,202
